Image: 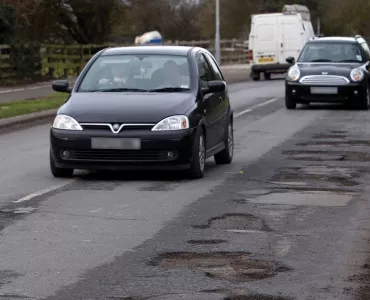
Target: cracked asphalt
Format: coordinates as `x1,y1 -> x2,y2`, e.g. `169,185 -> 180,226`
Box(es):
2,75 -> 370,300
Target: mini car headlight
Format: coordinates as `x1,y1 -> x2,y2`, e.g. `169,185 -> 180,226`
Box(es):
287,66 -> 300,81
52,114 -> 83,130
350,68 -> 364,82
151,115 -> 189,131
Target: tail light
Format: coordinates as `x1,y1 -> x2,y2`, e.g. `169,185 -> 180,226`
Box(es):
248,50 -> 253,61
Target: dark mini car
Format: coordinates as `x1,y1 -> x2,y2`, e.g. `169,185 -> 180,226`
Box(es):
49,46 -> 234,179
285,35 -> 370,109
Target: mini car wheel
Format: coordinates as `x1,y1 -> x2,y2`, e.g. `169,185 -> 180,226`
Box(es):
50,150 -> 74,178
215,119 -> 233,164
187,128 -> 206,179
359,86 -> 370,110
285,96 -> 297,109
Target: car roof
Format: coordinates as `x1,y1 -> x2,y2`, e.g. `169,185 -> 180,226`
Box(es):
101,45 -> 195,56
309,37 -> 358,43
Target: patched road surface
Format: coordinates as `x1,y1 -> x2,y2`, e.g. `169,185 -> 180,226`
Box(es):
2,76 -> 370,300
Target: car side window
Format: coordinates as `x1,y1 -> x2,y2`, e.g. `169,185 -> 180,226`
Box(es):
196,52 -> 214,87
204,52 -> 224,80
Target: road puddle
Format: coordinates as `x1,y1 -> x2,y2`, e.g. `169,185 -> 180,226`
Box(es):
149,252 -> 292,282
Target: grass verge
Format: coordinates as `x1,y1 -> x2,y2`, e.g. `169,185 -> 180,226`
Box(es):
0,93 -> 67,119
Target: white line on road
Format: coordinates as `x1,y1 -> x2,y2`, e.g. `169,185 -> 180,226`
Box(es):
13,180 -> 75,203
0,85 -> 51,94
234,98 -> 278,119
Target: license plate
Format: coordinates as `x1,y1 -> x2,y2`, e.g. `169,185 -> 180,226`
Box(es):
258,57 -> 275,63
91,138 -> 141,150
310,87 -> 338,94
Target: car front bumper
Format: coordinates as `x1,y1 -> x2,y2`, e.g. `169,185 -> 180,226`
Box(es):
286,81 -> 367,104
50,127 -> 199,171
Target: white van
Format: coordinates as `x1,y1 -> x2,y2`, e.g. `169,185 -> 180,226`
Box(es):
248,5 -> 315,80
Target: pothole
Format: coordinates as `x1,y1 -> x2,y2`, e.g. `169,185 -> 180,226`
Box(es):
149,252 -> 292,282
187,239 -> 227,245
296,140 -> 370,147
225,295 -> 293,300
192,213 -> 272,232
203,289 -> 293,300
248,191 -> 354,207
271,169 -> 359,187
313,133 -> 348,139
283,150 -> 370,162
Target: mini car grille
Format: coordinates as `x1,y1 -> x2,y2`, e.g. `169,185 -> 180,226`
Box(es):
299,75 -> 349,86
64,149 -> 172,161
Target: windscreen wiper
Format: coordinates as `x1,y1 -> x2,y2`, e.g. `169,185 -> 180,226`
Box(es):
309,59 -> 332,62
149,87 -> 190,92
97,88 -> 149,92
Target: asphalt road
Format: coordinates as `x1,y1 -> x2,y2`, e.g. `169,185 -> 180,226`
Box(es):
1,76 -> 370,300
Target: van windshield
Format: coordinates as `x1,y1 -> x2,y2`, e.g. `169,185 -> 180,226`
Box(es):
298,42 -> 365,63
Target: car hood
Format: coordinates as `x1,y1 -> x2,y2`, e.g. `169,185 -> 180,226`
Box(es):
58,92 -> 194,123
296,63 -> 363,77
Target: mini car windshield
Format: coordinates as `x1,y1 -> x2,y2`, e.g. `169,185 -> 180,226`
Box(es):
298,42 -> 365,63
78,54 -> 191,92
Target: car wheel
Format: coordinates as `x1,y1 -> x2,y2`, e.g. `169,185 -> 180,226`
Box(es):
50,150 -> 74,178
187,128 -> 206,179
264,72 -> 271,80
214,120 -> 233,164
359,86 -> 370,110
251,72 -> 260,81
285,96 -> 297,109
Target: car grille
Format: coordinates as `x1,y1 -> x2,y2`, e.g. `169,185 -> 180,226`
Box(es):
299,75 -> 349,86
79,123 -> 154,133
63,149 -> 173,162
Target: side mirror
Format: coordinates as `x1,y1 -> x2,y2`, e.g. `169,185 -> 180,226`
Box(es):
286,57 -> 295,65
52,80 -> 72,93
202,80 -> 226,94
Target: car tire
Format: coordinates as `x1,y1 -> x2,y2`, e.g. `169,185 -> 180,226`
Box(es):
359,86 -> 370,110
251,72 -> 260,81
187,128 -> 206,179
285,96 -> 297,109
264,73 -> 271,80
214,119 -> 233,164
50,150 -> 74,178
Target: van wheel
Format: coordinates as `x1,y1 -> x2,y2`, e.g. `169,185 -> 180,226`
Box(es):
264,73 -> 271,80
285,96 -> 296,109
251,72 -> 260,81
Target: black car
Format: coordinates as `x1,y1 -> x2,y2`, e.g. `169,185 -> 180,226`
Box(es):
49,46 -> 234,179
285,35 -> 370,109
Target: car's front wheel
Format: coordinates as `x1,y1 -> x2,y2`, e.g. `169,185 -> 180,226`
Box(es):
187,128 -> 206,179
215,120 -> 233,164
50,150 -> 74,178
285,96 -> 297,109
359,86 -> 370,110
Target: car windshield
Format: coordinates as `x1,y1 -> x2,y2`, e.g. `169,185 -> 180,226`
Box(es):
298,42 -> 365,63
78,54 -> 191,92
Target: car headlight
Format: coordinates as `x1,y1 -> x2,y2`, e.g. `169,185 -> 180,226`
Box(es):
287,66 -> 300,81
151,115 -> 189,131
52,114 -> 83,130
350,68 -> 364,82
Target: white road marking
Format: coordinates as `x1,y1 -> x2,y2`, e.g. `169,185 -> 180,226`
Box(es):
0,85 -> 51,94
234,98 -> 278,119
13,180 -> 74,203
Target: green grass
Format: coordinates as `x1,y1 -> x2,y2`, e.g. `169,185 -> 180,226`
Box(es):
0,93 -> 67,119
